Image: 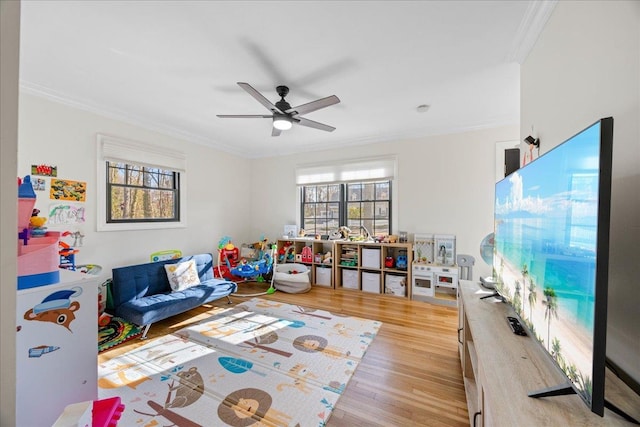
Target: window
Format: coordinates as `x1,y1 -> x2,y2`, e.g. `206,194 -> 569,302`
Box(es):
301,180 -> 392,236
296,156 -> 397,236
97,134 -> 187,231
106,162 -> 179,223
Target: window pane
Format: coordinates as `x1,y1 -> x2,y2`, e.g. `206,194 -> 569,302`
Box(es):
158,173 -> 174,189
111,187 -> 176,220
347,184 -> 362,201
361,201 -> 374,218
127,167 -> 142,186
315,204 -> 327,218
376,182 -> 389,199
304,187 -> 316,203
303,205 -> 315,218
375,201 -> 389,219
108,166 -> 125,184
347,202 -> 361,219
304,219 -> 316,232
317,186 -> 328,202
362,183 -> 375,200
328,184 -> 341,201
347,219 -> 361,230
328,202 -> 339,219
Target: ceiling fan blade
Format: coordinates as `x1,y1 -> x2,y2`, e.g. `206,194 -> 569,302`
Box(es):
216,115 -> 272,118
271,127 -> 282,137
295,117 -> 336,132
286,95 -> 340,116
237,82 -> 283,114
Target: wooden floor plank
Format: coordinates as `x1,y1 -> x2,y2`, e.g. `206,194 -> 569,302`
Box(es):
99,285 -> 469,426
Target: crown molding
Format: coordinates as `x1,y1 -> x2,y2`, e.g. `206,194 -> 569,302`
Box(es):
19,80 -> 249,158
506,0 -> 558,64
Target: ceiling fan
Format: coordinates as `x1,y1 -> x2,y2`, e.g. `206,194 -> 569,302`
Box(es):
217,82 -> 340,136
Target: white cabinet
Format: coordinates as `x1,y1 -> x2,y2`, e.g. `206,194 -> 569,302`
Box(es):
16,269 -> 97,427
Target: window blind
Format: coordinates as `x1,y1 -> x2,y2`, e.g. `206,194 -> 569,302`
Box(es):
97,134 -> 186,172
295,156 -> 397,185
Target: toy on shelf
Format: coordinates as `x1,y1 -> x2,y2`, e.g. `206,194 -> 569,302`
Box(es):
58,240 -> 79,271
278,241 -> 295,263
300,246 -> 313,263
396,250 -> 408,270
17,175 -> 61,289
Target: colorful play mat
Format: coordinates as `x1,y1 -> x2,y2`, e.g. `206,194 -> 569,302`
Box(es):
98,316 -> 142,353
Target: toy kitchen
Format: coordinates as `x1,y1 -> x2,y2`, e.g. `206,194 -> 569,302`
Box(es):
411,233 -> 459,306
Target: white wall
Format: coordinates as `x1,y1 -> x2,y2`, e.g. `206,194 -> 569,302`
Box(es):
0,1 -> 20,425
521,1 -> 640,385
17,93 -> 253,280
249,125 -> 519,280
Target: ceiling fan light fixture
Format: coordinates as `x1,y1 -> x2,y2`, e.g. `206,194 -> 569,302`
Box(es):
273,116 -> 292,130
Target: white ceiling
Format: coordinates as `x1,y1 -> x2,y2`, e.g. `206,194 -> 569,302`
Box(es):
18,1 -> 555,159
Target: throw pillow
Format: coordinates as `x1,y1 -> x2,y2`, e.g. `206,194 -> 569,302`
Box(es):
164,260 -> 201,292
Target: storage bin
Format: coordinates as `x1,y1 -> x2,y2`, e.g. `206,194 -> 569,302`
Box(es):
362,272 -> 380,293
385,274 -> 406,297
361,248 -> 381,269
273,263 -> 311,293
315,266 -> 332,286
342,269 -> 358,289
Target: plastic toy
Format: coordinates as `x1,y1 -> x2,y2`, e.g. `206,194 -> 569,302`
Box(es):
396,250 -> 408,270
18,176 -> 61,289
215,236 -> 276,285
58,241 -> 79,271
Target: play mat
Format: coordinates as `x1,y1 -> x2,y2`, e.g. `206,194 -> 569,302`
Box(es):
98,317 -> 142,353
98,298 -> 381,426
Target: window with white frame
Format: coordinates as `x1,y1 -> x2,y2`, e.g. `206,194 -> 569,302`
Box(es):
96,134 -> 187,231
296,157 -> 396,237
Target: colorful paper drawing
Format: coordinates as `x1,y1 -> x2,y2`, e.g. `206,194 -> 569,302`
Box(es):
31,164 -> 57,177
49,203 -> 86,225
32,178 -> 46,191
50,178 -> 86,202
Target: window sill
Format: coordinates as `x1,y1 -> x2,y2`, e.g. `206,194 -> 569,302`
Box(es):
97,220 -> 186,232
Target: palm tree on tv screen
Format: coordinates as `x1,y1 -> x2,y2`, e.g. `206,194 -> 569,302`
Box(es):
527,278 -> 537,322
521,264 -> 529,316
543,287 -> 559,352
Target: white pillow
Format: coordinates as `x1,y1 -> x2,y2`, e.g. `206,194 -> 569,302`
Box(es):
164,260 -> 201,292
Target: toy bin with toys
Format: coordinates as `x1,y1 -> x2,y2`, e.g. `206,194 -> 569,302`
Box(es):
273,263 -> 311,293
17,176 -> 60,290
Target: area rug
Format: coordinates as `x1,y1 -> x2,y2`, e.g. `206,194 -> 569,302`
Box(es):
97,298 -> 381,426
98,316 -> 142,353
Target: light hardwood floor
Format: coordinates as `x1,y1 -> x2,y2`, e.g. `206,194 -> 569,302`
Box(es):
99,284 -> 470,427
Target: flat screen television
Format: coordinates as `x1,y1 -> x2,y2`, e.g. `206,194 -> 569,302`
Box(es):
492,117 -> 613,416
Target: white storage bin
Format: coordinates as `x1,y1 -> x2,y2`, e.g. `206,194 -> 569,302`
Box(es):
362,272 -> 380,293
315,266 -> 332,286
342,269 -> 359,289
361,248 -> 381,269
385,274 -> 406,297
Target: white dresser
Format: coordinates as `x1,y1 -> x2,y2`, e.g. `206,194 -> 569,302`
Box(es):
16,269 -> 98,427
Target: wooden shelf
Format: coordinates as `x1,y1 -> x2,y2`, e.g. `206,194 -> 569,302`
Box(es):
458,280 -> 638,426
277,239 -> 413,299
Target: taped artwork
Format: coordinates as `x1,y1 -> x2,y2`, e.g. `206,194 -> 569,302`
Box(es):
49,203 -> 86,225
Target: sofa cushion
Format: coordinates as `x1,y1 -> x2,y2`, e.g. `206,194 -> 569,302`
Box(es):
115,279 -> 237,326
164,259 -> 201,291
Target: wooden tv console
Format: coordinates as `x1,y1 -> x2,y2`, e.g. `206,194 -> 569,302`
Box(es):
458,280 -> 639,426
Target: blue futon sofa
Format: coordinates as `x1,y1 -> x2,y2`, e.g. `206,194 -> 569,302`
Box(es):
111,253 -> 237,338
